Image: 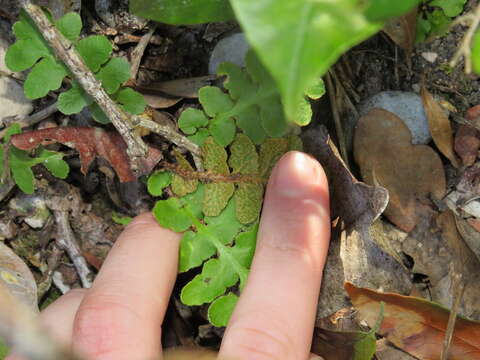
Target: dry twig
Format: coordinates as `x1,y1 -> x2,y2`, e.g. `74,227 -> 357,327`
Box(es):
450,2 -> 480,73
53,211 -> 92,288
0,102 -> 58,138
325,71 -> 350,168
135,115 -> 201,157
20,0 -> 148,160
130,25 -> 157,82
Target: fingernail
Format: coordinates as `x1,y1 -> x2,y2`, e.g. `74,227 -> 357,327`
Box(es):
272,151 -> 321,197
309,355 -> 325,360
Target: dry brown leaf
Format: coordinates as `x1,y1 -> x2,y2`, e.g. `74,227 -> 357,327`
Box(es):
421,86 -> 459,167
354,108 -> 446,232
136,75 -> 216,98
142,93 -> 182,109
345,282 -> 480,360
454,125 -> 480,166
383,7 -> 417,57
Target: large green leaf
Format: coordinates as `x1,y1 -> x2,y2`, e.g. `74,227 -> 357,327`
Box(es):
130,0 -> 234,24
229,0 -> 382,122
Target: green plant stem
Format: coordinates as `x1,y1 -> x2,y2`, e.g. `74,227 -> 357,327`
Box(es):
188,211 -> 249,288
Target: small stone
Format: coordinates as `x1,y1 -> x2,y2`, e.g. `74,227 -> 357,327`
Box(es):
0,29 -> 33,119
209,33 -> 249,75
358,91 -> 431,144
421,52 -> 438,63
0,77 -> 33,119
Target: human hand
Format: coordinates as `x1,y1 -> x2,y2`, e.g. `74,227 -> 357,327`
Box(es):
7,151 -> 330,360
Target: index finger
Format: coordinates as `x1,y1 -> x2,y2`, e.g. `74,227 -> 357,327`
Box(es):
220,152 -> 330,360
72,213 -> 181,360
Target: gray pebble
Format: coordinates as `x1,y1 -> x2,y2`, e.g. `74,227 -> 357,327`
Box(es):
359,91 -> 431,144
209,33 -> 249,75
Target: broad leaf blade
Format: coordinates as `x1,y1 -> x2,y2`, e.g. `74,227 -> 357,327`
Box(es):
229,0 -> 382,123
130,0 -> 234,25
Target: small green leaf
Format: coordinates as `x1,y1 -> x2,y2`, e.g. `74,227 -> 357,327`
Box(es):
89,103 -> 110,124
6,12 -> 51,72
4,124 -> 22,142
202,138 -> 234,216
38,149 -> 69,179
259,138 -> 289,179
181,258 -> 237,305
58,83 -> 93,115
178,108 -> 209,135
260,97 -> 288,136
364,0 -> 420,21
208,116 -> 236,147
147,171 -> 172,196
188,128 -> 210,146
179,230 -> 215,272
152,198 -> 192,232
5,39 -> 46,72
11,165 -> 35,194
112,211 -> 133,225
55,12 -> 82,41
116,88 -> 146,114
306,78 -> 326,99
236,107 -> 266,145
473,30 -> 480,74
76,35 -> 112,72
208,293 -> 239,327
130,0 -> 234,24
430,0 -> 466,17
171,151 -> 198,197
199,86 -> 234,117
229,133 -> 258,174
217,62 -> 256,100
96,57 -> 131,94
235,183 -> 263,224
24,57 -> 67,99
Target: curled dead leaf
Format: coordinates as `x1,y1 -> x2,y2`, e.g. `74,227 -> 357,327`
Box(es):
421,86 -> 459,167
10,127 -> 162,182
354,108 -> 446,232
345,282 -> 480,360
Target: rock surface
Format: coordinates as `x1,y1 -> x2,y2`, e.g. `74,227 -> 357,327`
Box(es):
358,91 -> 431,145
0,30 -> 33,119
209,33 -> 249,75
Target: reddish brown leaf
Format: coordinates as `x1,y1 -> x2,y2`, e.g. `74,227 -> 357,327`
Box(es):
10,127 -> 162,182
345,282 -> 480,360
454,125 -> 480,166
421,86 -> 459,167
354,108 -> 446,232
466,105 -> 480,123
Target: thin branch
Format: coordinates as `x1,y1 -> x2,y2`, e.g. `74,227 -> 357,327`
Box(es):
53,211 -> 92,288
20,0 -> 148,160
0,102 -> 58,138
130,25 -> 156,82
450,2 -> 480,73
135,116 -> 201,156
0,282 -> 81,360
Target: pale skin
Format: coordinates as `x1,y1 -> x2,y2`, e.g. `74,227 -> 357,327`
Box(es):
8,151 -> 330,360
